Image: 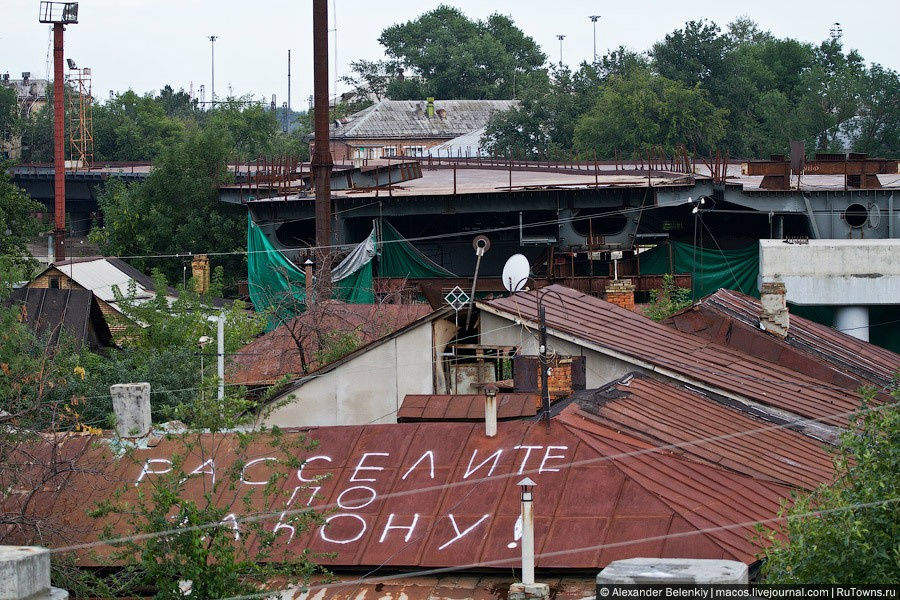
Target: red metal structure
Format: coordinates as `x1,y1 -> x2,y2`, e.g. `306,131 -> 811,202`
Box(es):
39,2 -> 79,261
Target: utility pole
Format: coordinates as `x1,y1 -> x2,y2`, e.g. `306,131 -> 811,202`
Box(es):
39,2 -> 79,262
589,16 -> 601,63
312,0 -> 333,289
538,299 -> 550,428
287,48 -> 291,114
208,35 -> 218,107
556,34 -> 566,67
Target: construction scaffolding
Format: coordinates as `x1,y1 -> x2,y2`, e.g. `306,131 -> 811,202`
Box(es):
67,66 -> 92,170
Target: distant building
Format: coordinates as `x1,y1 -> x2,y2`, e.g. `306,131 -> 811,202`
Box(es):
312,98 -> 517,161
1,72 -> 50,160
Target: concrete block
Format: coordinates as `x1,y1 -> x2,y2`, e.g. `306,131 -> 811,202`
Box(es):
509,582 -> 551,600
596,558 -> 748,584
0,546 -> 50,599
111,382 -> 151,438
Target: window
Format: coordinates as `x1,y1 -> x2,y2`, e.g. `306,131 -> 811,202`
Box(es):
382,146 -> 397,157
49,276 -> 60,289
403,146 -> 425,157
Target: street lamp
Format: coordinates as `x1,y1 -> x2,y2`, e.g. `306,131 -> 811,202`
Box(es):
208,35 -> 218,107
556,34 -> 566,66
589,16 -> 601,63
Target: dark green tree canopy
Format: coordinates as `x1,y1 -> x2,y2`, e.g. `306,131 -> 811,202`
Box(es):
377,5 -> 546,100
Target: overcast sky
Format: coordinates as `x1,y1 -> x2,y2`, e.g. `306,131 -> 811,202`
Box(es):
3,0 -> 899,110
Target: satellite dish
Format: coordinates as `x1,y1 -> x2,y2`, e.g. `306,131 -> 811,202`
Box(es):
502,254 -> 530,293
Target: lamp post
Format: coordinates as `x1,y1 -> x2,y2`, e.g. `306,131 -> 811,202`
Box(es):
208,35 -> 218,107
589,16 -> 601,63
556,34 -> 566,66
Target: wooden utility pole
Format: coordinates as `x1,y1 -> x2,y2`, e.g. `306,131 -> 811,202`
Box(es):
312,0 -> 333,291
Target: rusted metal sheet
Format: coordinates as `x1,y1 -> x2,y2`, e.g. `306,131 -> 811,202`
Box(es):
228,302 -> 432,386
564,375 -> 835,490
398,393 -> 539,422
481,286 -> 869,428
663,289 -> 899,390
743,154 -> 900,190
26,420 -> 793,569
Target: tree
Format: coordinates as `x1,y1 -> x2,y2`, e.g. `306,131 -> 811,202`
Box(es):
91,126 -> 246,286
377,6 -> 546,100
759,387 -> 900,583
573,71 -> 727,157
0,85 -> 18,147
0,167 -> 43,277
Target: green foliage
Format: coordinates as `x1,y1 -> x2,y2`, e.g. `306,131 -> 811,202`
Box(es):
0,85 -> 18,141
573,71 -> 728,156
313,329 -> 363,366
759,387 -> 900,583
80,375 -> 327,598
377,5 -> 546,100
91,126 -> 246,285
643,274 -> 692,322
0,166 -> 43,278
93,90 -> 190,162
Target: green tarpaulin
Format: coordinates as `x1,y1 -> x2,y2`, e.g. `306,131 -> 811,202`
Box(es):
638,240 -> 900,353
639,241 -> 759,298
378,220 -> 456,278
247,215 -> 375,320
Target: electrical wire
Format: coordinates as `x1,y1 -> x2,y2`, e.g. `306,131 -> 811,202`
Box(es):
46,400 -> 897,557
213,497 -> 900,600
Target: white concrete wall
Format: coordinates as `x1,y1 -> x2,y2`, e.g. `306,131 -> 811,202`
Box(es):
759,239 -> 900,305
262,321 -> 435,427
480,312 -> 636,389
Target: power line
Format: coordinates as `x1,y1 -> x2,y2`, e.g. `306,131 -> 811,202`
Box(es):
47,401 -> 897,556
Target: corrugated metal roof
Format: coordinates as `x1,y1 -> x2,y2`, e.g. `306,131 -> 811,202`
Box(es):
5,287 -> 113,350
398,393 -> 539,422
47,257 -> 156,306
273,574 -> 596,599
663,289 -> 900,390
564,375 -> 835,490
39,420 -> 792,569
429,127 -> 489,157
480,285 -> 869,428
229,302 -> 434,386
327,100 -> 518,140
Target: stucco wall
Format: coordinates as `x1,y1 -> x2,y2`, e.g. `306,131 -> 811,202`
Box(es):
479,312 -> 636,389
262,320 -> 436,428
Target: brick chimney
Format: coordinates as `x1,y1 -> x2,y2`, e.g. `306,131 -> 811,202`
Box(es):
605,278 -> 635,311
759,281 -> 789,338
191,254 -> 210,295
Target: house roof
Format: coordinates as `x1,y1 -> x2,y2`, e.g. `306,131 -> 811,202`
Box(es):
398,393 -> 539,422
5,287 -> 113,350
325,100 -> 518,141
479,285 -> 870,430
561,374 -> 835,490
36,419 -> 793,569
663,289 -> 900,390
229,302 -> 434,386
37,256 -> 227,312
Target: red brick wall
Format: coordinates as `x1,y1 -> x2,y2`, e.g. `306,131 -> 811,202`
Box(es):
604,279 -> 636,311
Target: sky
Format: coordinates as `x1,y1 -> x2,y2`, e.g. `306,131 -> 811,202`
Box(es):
2,0 -> 899,110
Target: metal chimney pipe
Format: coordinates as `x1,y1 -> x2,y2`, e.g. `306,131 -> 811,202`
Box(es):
484,384 -> 498,438
518,477 -> 536,586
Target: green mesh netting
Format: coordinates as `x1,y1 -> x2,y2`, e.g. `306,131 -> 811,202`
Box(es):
247,215 -> 375,319
638,240 -> 900,353
378,220 -> 456,278
638,240 -> 759,298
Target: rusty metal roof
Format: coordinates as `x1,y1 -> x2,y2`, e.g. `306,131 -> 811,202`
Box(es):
663,289 -> 900,390
229,302 -> 433,386
36,419 -> 793,569
274,574 -> 596,599
398,394 -> 539,422
480,286 -> 869,428
564,374 -> 836,490
4,287 -> 113,350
